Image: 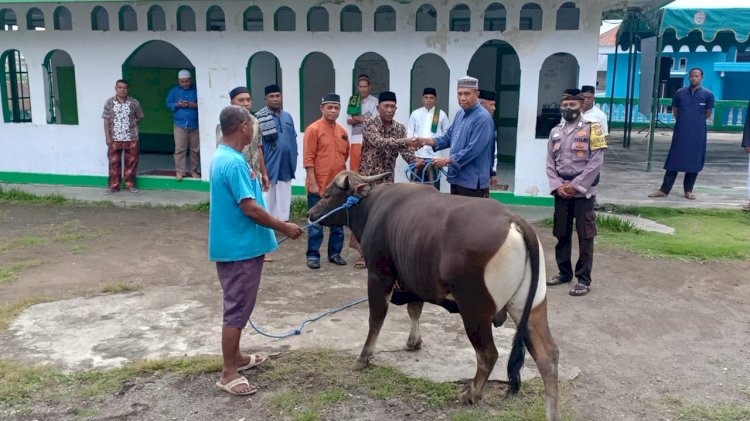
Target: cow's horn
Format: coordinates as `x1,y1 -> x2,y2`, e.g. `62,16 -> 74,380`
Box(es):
360,172 -> 390,184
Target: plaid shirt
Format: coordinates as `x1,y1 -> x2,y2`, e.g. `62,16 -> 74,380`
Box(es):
359,116 -> 416,184
102,96 -> 144,142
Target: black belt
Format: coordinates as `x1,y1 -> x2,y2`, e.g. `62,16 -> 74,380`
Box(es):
558,173 -> 600,186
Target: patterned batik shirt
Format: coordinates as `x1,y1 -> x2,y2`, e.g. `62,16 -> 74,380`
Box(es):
102,96 -> 144,142
359,116 -> 417,184
216,113 -> 264,178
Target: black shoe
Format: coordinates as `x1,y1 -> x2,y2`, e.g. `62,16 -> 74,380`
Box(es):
328,255 -> 347,266
306,258 -> 321,270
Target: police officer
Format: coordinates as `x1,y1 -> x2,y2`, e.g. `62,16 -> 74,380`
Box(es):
545,89 -> 607,297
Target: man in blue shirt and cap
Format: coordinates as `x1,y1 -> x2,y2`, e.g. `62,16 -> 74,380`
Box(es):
166,69 -> 200,180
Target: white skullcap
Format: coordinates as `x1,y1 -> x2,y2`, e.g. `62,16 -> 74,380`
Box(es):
178,69 -> 192,79
457,76 -> 479,90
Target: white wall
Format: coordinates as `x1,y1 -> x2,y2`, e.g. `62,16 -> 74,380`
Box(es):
0,0 -> 604,198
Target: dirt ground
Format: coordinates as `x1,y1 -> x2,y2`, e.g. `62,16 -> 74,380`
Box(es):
1,202 -> 749,420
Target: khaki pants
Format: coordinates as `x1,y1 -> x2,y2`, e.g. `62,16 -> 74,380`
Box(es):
173,126 -> 200,174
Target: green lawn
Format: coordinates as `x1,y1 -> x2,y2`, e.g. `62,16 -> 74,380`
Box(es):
599,207 -> 750,261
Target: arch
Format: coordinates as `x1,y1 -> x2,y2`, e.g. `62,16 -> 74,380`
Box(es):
53,6 -> 72,31
246,52 -> 282,113
1,49 -> 31,122
91,6 -> 109,31
449,4 -> 470,32
374,5 -> 395,32
300,52 -> 335,131
274,6 -> 295,31
177,6 -> 196,32
26,7 -> 44,30
43,50 -> 78,125
415,4 -> 436,31
307,6 -> 328,32
536,52 -> 579,138
119,5 -> 137,31
0,8 -> 17,31
206,5 -> 225,31
341,5 -> 362,32
484,3 -> 506,31
353,52 -> 389,96
468,40 -> 521,167
243,6 -> 263,31
147,5 -> 166,31
556,2 -> 579,30
123,41 -> 195,155
410,53 -> 450,113
520,3 -> 542,31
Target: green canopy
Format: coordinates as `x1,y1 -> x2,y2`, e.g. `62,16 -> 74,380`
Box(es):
619,0 -> 750,51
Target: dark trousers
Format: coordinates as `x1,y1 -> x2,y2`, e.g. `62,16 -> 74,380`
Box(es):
450,184 -> 489,198
660,171 -> 698,194
306,194 -> 344,260
107,140 -> 139,190
553,195 -> 597,286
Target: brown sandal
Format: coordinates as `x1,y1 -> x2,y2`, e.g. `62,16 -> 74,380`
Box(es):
547,274 -> 572,286
569,284 -> 590,297
648,190 -> 668,198
684,192 -> 696,200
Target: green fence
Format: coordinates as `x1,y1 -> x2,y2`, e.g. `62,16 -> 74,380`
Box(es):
595,97 -> 747,132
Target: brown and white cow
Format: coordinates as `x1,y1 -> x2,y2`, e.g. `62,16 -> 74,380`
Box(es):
308,171 -> 560,421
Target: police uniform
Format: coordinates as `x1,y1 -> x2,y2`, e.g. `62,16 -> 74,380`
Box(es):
545,118 -> 607,288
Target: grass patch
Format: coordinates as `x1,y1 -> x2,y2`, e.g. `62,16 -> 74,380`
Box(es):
71,245 -> 88,254
602,207 -> 750,260
666,396 -> 750,421
0,186 -> 70,205
452,379 -> 574,421
290,196 -> 308,221
0,356 -> 223,408
0,236 -> 48,252
100,282 -> 143,294
361,364 -> 458,407
596,214 -> 643,233
0,260 -> 45,286
0,224 -> 106,253
0,297 -> 56,330
184,201 -> 210,213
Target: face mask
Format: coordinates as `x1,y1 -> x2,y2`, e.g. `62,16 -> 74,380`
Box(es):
561,108 -> 580,122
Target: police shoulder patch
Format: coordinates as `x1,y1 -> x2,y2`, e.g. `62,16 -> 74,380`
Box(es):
589,123 -> 607,150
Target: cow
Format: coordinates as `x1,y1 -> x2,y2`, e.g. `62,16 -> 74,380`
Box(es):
308,171 -> 560,421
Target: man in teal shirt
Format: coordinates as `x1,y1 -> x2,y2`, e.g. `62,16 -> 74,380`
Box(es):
209,105 -> 303,396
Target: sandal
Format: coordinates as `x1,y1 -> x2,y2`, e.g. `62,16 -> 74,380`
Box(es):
742,202 -> 750,212
547,274 -> 572,286
569,284 -> 591,297
238,352 -> 268,371
214,376 -> 258,396
648,190 -> 668,198
354,257 -> 366,269
684,192 -> 696,200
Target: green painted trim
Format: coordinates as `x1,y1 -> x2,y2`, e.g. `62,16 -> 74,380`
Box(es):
291,185 -> 306,196
490,191 -> 553,207
497,117 -> 518,127
497,84 -> 520,92
0,172 -> 209,191
498,154 -> 515,164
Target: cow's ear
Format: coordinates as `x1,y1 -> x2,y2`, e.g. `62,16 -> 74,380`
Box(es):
334,175 -> 350,190
350,180 -> 372,197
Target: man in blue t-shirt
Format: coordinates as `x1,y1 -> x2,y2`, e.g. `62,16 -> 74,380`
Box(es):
166,69 -> 200,181
209,105 -> 303,396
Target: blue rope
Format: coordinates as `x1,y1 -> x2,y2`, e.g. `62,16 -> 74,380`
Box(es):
248,297 -> 368,339
405,159 -> 447,185
249,194 -> 366,339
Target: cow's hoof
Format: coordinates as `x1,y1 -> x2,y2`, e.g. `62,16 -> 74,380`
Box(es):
459,388 -> 480,405
351,358 -> 369,371
405,338 -> 422,351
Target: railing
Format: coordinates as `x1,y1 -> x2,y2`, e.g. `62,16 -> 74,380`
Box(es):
595,98 -> 747,132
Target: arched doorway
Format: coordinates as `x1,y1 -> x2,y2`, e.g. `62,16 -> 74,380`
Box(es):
43,50 -> 78,124
122,40 -> 194,174
536,53 -> 579,138
352,52 -> 388,97
410,53 -> 449,113
467,40 -> 521,189
300,52 -> 334,131
246,52 -> 281,113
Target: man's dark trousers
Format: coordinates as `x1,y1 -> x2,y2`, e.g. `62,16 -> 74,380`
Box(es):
553,195 -> 597,286
306,194 -> 344,260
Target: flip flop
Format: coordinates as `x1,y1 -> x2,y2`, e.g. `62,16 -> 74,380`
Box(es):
569,284 -> 591,297
648,190 -> 668,198
684,192 -> 696,200
354,257 -> 366,269
214,376 -> 257,396
238,353 -> 268,371
546,275 -> 572,286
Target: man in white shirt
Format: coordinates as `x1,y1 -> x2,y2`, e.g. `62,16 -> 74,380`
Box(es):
581,85 -> 609,135
407,87 -> 450,189
346,74 -> 379,172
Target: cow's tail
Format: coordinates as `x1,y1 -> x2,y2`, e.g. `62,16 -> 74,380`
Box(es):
506,217 -> 541,396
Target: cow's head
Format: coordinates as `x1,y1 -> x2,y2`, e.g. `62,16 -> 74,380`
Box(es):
308,171 -> 390,226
